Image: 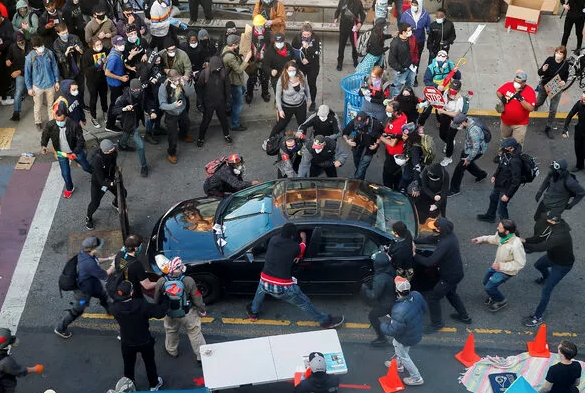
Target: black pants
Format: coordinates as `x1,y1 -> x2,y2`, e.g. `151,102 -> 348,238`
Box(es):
246,67 -> 270,99
417,104 -> 439,126
150,31 -> 178,51
575,131 -> 585,169
0,53 -> 9,99
121,339 -> 159,388
58,289 -> 109,331
188,0 -> 212,20
106,84 -> 124,128
382,151 -> 402,190
165,110 -> 190,156
337,25 -> 358,64
450,152 -> 487,192
413,42 -> 424,80
87,76 -> 108,119
301,64 -> 320,103
427,279 -> 469,327
270,104 -> 307,137
562,17 -> 585,50
199,104 -> 230,139
439,114 -> 457,158
310,164 -> 337,177
369,305 -> 393,339
87,182 -> 123,219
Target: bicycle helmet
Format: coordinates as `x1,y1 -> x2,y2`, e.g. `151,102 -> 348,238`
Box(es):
227,153 -> 243,165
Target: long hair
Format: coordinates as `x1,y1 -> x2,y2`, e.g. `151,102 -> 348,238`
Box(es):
280,60 -> 305,90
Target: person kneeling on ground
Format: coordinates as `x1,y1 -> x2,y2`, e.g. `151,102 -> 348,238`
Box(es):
203,153 -> 260,197
294,352 -> 340,393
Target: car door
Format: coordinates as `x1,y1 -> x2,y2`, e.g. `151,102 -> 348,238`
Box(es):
295,226 -> 380,295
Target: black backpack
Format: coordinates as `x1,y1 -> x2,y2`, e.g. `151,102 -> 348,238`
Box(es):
469,117 -> 492,143
105,253 -> 131,301
58,255 -> 79,297
520,153 -> 540,184
266,133 -> 284,156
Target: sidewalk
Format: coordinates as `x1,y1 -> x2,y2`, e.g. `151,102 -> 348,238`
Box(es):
0,14 -> 577,157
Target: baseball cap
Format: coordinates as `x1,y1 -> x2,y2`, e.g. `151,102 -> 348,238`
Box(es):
515,69 -> 528,81
317,105 -> 329,118
82,236 -> 104,251
437,50 -> 448,58
394,276 -> 411,292
312,135 -> 326,148
225,21 -> 236,29
353,111 -> 369,128
112,35 -> 126,46
122,2 -> 133,11
452,113 -> 467,125
450,79 -> 462,91
308,352 -> 326,373
274,33 -> 285,42
100,139 -> 116,153
501,137 -> 518,149
226,34 -> 240,46
15,32 -> 25,43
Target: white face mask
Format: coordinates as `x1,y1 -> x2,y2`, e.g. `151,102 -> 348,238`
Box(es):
190,42 -> 198,48
167,51 -> 176,57
71,90 -> 79,96
436,17 -> 444,24
386,112 -> 393,118
287,71 -> 296,77
117,45 -> 126,52
36,46 -> 45,54
513,81 -> 522,90
314,148 -> 323,154
411,6 -> 418,12
318,115 -> 327,122
94,45 -> 103,52
128,36 -> 138,43
555,53 -> 563,61
170,82 -> 178,89
233,165 -> 243,175
275,42 -> 285,49
406,31 -> 413,38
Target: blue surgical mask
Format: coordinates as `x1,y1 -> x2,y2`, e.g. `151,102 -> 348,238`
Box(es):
56,120 -> 66,127
436,18 -> 444,24
288,70 -> 296,77
59,33 -> 69,41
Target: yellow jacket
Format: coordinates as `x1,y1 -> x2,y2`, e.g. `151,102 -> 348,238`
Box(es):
253,0 -> 286,34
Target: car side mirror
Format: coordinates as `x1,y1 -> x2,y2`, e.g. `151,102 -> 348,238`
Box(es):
245,251 -> 255,263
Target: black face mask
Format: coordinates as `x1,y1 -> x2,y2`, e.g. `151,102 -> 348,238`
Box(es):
131,90 -> 142,98
96,14 -> 105,20
497,230 -> 508,238
552,170 -> 561,181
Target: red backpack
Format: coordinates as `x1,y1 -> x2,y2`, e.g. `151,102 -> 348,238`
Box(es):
205,156 -> 227,177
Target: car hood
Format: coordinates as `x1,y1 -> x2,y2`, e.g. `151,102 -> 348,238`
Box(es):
149,197 -> 223,268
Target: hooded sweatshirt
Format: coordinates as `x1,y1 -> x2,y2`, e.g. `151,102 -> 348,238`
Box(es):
362,254 -> 396,308
62,0 -> 85,38
56,79 -> 86,123
474,233 -> 526,276
180,31 -> 204,74
494,143 -> 523,198
12,0 -> 38,41
524,218 -> 574,266
420,163 -> 449,211
196,55 -> 230,108
110,297 -> 168,346
0,15 -> 13,54
537,159 -> 585,211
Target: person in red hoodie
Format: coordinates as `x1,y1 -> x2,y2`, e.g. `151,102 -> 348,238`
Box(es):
379,100 -> 407,190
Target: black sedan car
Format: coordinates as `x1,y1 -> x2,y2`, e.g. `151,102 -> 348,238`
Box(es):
147,178 -> 436,303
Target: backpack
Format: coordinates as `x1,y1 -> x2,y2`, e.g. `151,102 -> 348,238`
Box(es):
105,253 -> 131,301
356,30 -> 372,57
205,156 -> 227,177
163,275 -> 190,318
461,95 -> 470,115
58,255 -> 79,297
520,153 -> 540,184
420,134 -> 435,165
469,117 -> 492,143
265,133 -> 284,156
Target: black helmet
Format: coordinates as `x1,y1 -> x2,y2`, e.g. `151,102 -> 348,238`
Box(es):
371,251 -> 390,267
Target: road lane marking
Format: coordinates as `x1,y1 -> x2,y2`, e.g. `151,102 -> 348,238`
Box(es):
553,332 -> 578,337
83,313 -> 216,323
222,317 -> 291,326
0,163 -> 61,333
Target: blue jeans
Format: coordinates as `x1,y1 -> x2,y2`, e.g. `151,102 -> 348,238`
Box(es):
482,267 -> 512,302
534,255 -> 573,318
391,69 -> 415,98
486,188 -> 510,219
121,129 -> 147,168
250,282 -> 330,324
352,147 -> 374,180
58,150 -> 92,191
230,85 -> 245,128
145,114 -> 161,135
392,339 -> 421,380
13,75 -> 25,112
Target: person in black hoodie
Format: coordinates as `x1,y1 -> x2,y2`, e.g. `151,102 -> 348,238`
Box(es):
83,38 -> 108,128
246,223 -> 345,329
6,32 -> 28,121
55,78 -> 86,124
291,22 -> 321,112
181,31 -> 204,79
0,14 -> 13,105
37,0 -> 63,49
417,163 -> 449,223
395,85 -> 424,124
123,23 -> 148,81
110,280 -> 167,391
478,137 -> 523,223
388,221 -> 414,281
53,23 -> 85,102
62,0 -> 85,39
426,8 -> 456,63
561,0 -> 585,52
342,110 -> 383,180
294,352 -> 339,393
333,0 -> 365,70
563,92 -> 585,171
203,153 -> 259,196
138,49 -> 165,145
362,251 -> 396,347
413,217 -> 471,331
522,213 -> 575,327
263,32 -> 293,92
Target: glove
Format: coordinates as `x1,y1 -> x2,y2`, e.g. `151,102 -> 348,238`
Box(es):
364,96 -> 371,102
34,364 -> 44,374
513,93 -> 524,102
179,22 -> 188,30
535,192 -> 542,202
500,95 -> 508,104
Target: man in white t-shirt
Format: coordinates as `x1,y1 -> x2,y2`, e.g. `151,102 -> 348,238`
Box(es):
435,79 -> 464,167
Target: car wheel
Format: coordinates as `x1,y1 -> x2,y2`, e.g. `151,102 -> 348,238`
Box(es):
192,273 -> 223,304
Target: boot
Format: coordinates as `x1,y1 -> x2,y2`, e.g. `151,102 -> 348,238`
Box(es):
245,94 -> 253,104
336,62 -> 342,71
544,126 -> 554,139
9,111 -> 20,121
413,77 -> 419,87
261,91 -> 271,102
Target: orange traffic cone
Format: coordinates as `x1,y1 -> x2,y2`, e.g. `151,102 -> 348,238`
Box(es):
455,333 -> 481,367
527,324 -> 550,358
378,358 -> 405,393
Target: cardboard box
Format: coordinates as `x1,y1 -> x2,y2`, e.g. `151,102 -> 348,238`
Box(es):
503,0 -> 556,34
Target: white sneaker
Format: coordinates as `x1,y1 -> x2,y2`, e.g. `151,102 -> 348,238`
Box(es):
91,118 -> 101,128
0,99 -> 13,106
261,139 -> 268,151
403,376 -> 424,386
440,157 -> 453,167
150,376 -> 163,391
384,360 -> 404,372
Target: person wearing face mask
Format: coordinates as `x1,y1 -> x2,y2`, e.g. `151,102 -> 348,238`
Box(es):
291,23 -> 321,112
159,68 -> 195,163
379,100 -> 407,190
181,31 -> 204,79
563,92 -> 585,171
222,34 -> 252,132
104,35 -> 130,133
55,79 -> 86,125
399,0 -> 430,87
298,134 -> 347,177
112,235 -> 157,300
196,55 -> 233,147
38,0 -> 63,49
417,163 -> 448,223
0,327 -> 44,393
253,0 -> 286,34
355,18 -> 393,76
534,158 -> 585,221
62,0 -> 85,39
435,78 -> 464,167
395,86 -> 425,124
496,70 -> 536,146
561,0 -> 585,52
535,46 -> 569,139
333,0 -> 365,71
40,102 -> 92,198
197,29 -> 218,64
188,0 -> 213,26
359,65 -> 390,122
53,24 -> 85,109
427,8 -> 456,64
6,32 -> 29,121
471,219 -> 526,313
12,0 -> 39,42
245,15 -> 272,104
388,23 -> 414,99
122,24 -> 148,81
138,50 -> 165,144
204,153 -> 260,196
148,0 -> 187,51
111,78 -> 149,177
398,123 -> 424,195
477,137 -> 523,223
85,5 -> 117,50
275,134 -> 302,178
296,104 -> 342,140
116,3 -> 148,38
217,21 -> 238,51
342,110 -> 383,180
263,33 -> 293,93
161,38 -> 192,81
25,34 -> 61,131
82,37 -> 108,128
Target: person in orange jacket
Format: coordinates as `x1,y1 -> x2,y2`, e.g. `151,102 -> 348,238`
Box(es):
253,0 -> 286,35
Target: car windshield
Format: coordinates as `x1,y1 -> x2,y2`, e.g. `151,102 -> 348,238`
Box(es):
218,182 -> 277,255
370,185 -> 417,237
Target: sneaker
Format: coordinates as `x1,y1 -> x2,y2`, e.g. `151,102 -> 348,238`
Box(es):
224,135 -> 233,145
168,155 -> 178,164
442,144 -> 447,154
320,315 -> 344,329
544,126 -> 554,140
188,18 -> 196,25
489,300 -> 508,312
150,376 -> 164,391
523,315 -> 543,328
370,337 -> 388,347
447,190 -> 460,198
63,187 -> 75,199
246,304 -> 258,322
450,313 -> 472,324
261,139 -> 268,151
117,143 -> 136,152
261,91 -> 271,102
484,297 -> 494,306
1,98 -> 14,105
336,63 -> 342,71
384,360 -> 404,372
54,327 -> 72,339
534,277 -> 546,285
91,118 -> 101,128
140,166 -> 148,178
111,200 -> 120,213
232,125 -> 248,131
440,157 -> 453,167
403,377 -> 424,386
197,139 -> 205,147
85,216 -> 94,230
309,102 -> 316,112
413,79 -> 419,87
36,123 -> 43,132
245,94 -> 253,104
477,214 -> 495,223
105,125 -> 123,133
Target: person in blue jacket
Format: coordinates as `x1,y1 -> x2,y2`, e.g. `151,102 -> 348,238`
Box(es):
399,0 -> 431,86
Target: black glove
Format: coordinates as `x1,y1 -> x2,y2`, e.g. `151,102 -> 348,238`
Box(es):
535,192 -> 542,202
513,93 -> 524,102
500,95 -> 508,104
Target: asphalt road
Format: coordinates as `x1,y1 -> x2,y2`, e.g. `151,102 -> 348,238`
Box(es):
13,115 -> 585,392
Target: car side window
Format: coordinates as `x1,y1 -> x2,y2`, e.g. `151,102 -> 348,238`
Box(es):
315,228 -> 373,258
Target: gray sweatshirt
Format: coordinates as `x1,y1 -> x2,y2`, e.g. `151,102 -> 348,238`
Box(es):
275,77 -> 311,112
158,80 -> 194,116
